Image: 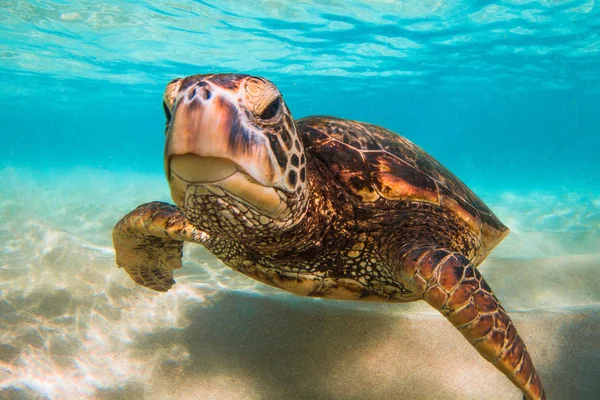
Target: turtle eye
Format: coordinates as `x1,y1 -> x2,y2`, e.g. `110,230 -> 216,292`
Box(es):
259,97 -> 281,120
163,101 -> 172,124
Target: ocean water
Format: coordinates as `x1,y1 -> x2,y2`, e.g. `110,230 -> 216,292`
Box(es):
1,1 -> 599,399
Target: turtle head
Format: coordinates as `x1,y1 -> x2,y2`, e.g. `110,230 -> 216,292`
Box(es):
163,74 -> 308,239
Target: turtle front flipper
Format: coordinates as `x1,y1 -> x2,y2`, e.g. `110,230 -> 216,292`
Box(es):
397,247 -> 546,400
112,201 -> 207,292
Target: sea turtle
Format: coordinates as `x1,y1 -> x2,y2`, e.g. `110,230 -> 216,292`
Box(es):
113,74 -> 546,399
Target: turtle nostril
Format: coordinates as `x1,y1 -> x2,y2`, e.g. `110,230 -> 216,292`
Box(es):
186,87 -> 197,101
188,83 -> 211,101
196,81 -> 211,100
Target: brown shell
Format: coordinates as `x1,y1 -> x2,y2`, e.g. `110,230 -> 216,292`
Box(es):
296,116 -> 509,255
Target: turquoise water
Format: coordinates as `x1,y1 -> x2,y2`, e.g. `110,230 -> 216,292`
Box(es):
1,1 -> 599,399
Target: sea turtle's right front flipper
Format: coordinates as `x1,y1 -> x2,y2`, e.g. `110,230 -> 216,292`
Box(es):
112,201 -> 207,292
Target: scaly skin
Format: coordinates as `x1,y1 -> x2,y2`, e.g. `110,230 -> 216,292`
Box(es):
397,246 -> 546,400
112,202 -> 207,291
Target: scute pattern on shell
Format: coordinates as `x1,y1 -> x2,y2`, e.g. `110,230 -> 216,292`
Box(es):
297,116 -> 508,257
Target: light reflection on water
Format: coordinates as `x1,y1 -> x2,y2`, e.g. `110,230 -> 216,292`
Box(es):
2,0 -> 599,91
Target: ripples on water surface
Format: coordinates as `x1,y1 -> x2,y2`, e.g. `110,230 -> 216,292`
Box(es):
2,0 -> 600,88
1,1 -> 599,399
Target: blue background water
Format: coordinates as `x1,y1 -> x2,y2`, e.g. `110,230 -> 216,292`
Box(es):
1,1 -> 599,399
2,0 -> 599,192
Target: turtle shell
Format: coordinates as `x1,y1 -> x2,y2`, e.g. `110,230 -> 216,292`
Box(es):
296,116 -> 509,259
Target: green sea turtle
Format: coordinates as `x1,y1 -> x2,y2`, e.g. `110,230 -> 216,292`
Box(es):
113,74 -> 546,399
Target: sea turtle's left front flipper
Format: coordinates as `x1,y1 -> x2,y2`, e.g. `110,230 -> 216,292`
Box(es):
397,247 -> 546,400
112,201 -> 207,292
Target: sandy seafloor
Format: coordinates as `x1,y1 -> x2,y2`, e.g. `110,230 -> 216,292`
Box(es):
0,166 -> 598,400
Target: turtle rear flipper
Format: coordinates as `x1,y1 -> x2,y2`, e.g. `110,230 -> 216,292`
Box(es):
112,201 -> 207,292
397,247 -> 546,400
